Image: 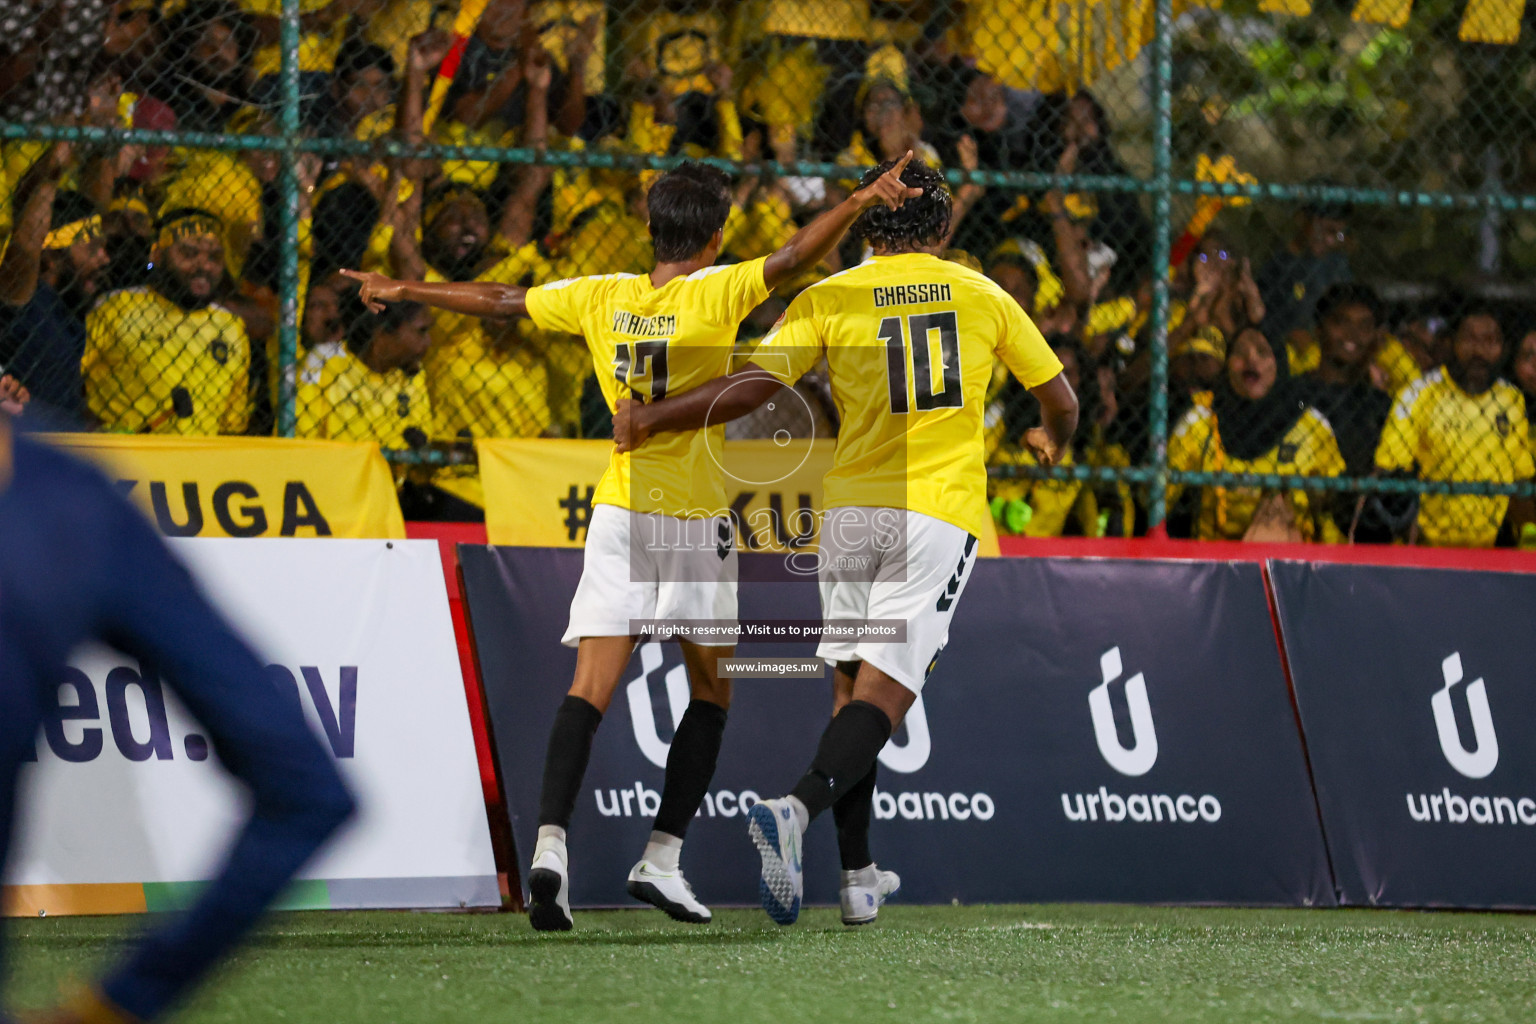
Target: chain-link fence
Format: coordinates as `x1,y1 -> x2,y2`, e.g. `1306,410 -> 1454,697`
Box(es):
4,0 -> 1536,542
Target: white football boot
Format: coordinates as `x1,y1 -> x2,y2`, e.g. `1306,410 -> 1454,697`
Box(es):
527,836 -> 573,932
840,864 -> 901,925
627,860 -> 712,923
747,798 -> 804,925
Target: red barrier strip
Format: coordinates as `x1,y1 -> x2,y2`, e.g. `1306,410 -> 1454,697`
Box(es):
996,535 -> 1536,573
405,522 -> 497,802
405,522 -> 520,906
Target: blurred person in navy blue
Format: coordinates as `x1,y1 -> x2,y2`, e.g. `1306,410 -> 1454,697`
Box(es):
0,412 -> 355,1022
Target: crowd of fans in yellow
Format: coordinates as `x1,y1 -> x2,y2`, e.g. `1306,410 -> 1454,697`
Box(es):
1,0 -> 1533,543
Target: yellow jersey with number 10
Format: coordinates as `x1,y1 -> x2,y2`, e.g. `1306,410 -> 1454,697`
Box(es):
751,252 -> 1063,537
525,257 -> 770,518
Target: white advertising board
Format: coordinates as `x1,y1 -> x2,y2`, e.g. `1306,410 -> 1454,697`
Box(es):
6,539 -> 498,915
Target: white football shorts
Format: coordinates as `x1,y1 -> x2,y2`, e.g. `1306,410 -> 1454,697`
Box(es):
562,503 -> 738,647
814,506 -> 978,694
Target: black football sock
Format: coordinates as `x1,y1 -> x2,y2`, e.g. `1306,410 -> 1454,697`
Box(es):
653,699 -> 729,839
833,762 -> 878,871
788,700 -> 893,824
538,695 -> 604,830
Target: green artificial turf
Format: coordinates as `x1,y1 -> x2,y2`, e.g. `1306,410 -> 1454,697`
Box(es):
10,904 -> 1536,1023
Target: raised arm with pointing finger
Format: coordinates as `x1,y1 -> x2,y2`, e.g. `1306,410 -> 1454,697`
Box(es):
340,151 -> 923,320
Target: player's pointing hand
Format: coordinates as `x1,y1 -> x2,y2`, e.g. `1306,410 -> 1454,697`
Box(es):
854,150 -> 926,212
340,269 -> 406,314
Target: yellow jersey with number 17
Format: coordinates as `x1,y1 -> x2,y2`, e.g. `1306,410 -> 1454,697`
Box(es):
750,252 -> 1063,537
524,257 -> 770,518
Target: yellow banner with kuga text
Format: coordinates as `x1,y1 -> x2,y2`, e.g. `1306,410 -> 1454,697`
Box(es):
43,435 -> 405,539
477,438 -> 998,555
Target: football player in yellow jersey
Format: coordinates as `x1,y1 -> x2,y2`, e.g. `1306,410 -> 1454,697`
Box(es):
83,210 -> 252,436
343,156 -> 921,931
1376,304 -> 1536,547
614,157 -> 1078,926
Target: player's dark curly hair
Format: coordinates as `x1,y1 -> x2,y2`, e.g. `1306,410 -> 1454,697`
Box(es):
647,162 -> 732,263
852,157 -> 952,252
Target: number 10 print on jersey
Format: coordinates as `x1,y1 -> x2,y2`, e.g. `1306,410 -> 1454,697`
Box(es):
882,311 -> 962,413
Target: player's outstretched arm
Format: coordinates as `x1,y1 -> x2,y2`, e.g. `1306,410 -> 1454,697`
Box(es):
1022,372 -> 1080,467
760,150 -> 924,290
341,269 -> 530,319
613,369 -> 783,452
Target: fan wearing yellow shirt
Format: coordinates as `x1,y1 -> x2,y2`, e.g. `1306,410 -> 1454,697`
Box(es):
83,210 -> 252,435
834,79 -> 941,187
1376,304 -> 1536,548
343,156 -> 923,932
296,301 -> 433,449
989,339 -> 1134,538
1168,326 -> 1346,543
410,165 -> 562,441
613,157 -> 1078,927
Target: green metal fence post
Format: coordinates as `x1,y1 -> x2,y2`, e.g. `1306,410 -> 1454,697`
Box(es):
1146,0 -> 1175,531
275,0 -> 302,438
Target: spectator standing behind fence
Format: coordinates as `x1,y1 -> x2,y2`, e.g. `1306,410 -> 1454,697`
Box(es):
1021,92 -> 1150,305
742,0 -> 876,159
297,297 -> 433,448
1511,322 -> 1536,471
103,0 -> 163,93
1257,197 -> 1353,353
150,1 -> 254,133
1375,304 -> 1536,547
625,60 -> 743,165
1294,284 -> 1400,542
308,39 -> 398,138
83,209 -> 253,435
627,1 -> 739,159
444,0 -> 591,141
1119,232 -> 1263,452
989,337 -> 1133,538
1168,325 -> 1345,542
985,242 -> 1075,336
407,172 -> 557,443
377,29 -> 559,447
941,67 -> 1041,259
0,148 -> 109,422
835,78 -> 940,182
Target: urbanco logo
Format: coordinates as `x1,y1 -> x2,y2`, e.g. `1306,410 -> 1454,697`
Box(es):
1088,647 -> 1158,777
1431,652 -> 1498,780
878,695 -> 930,773
626,643 -> 691,769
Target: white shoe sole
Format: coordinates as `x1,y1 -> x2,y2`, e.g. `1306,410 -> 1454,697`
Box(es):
626,877 -> 711,924
842,872 -> 901,926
